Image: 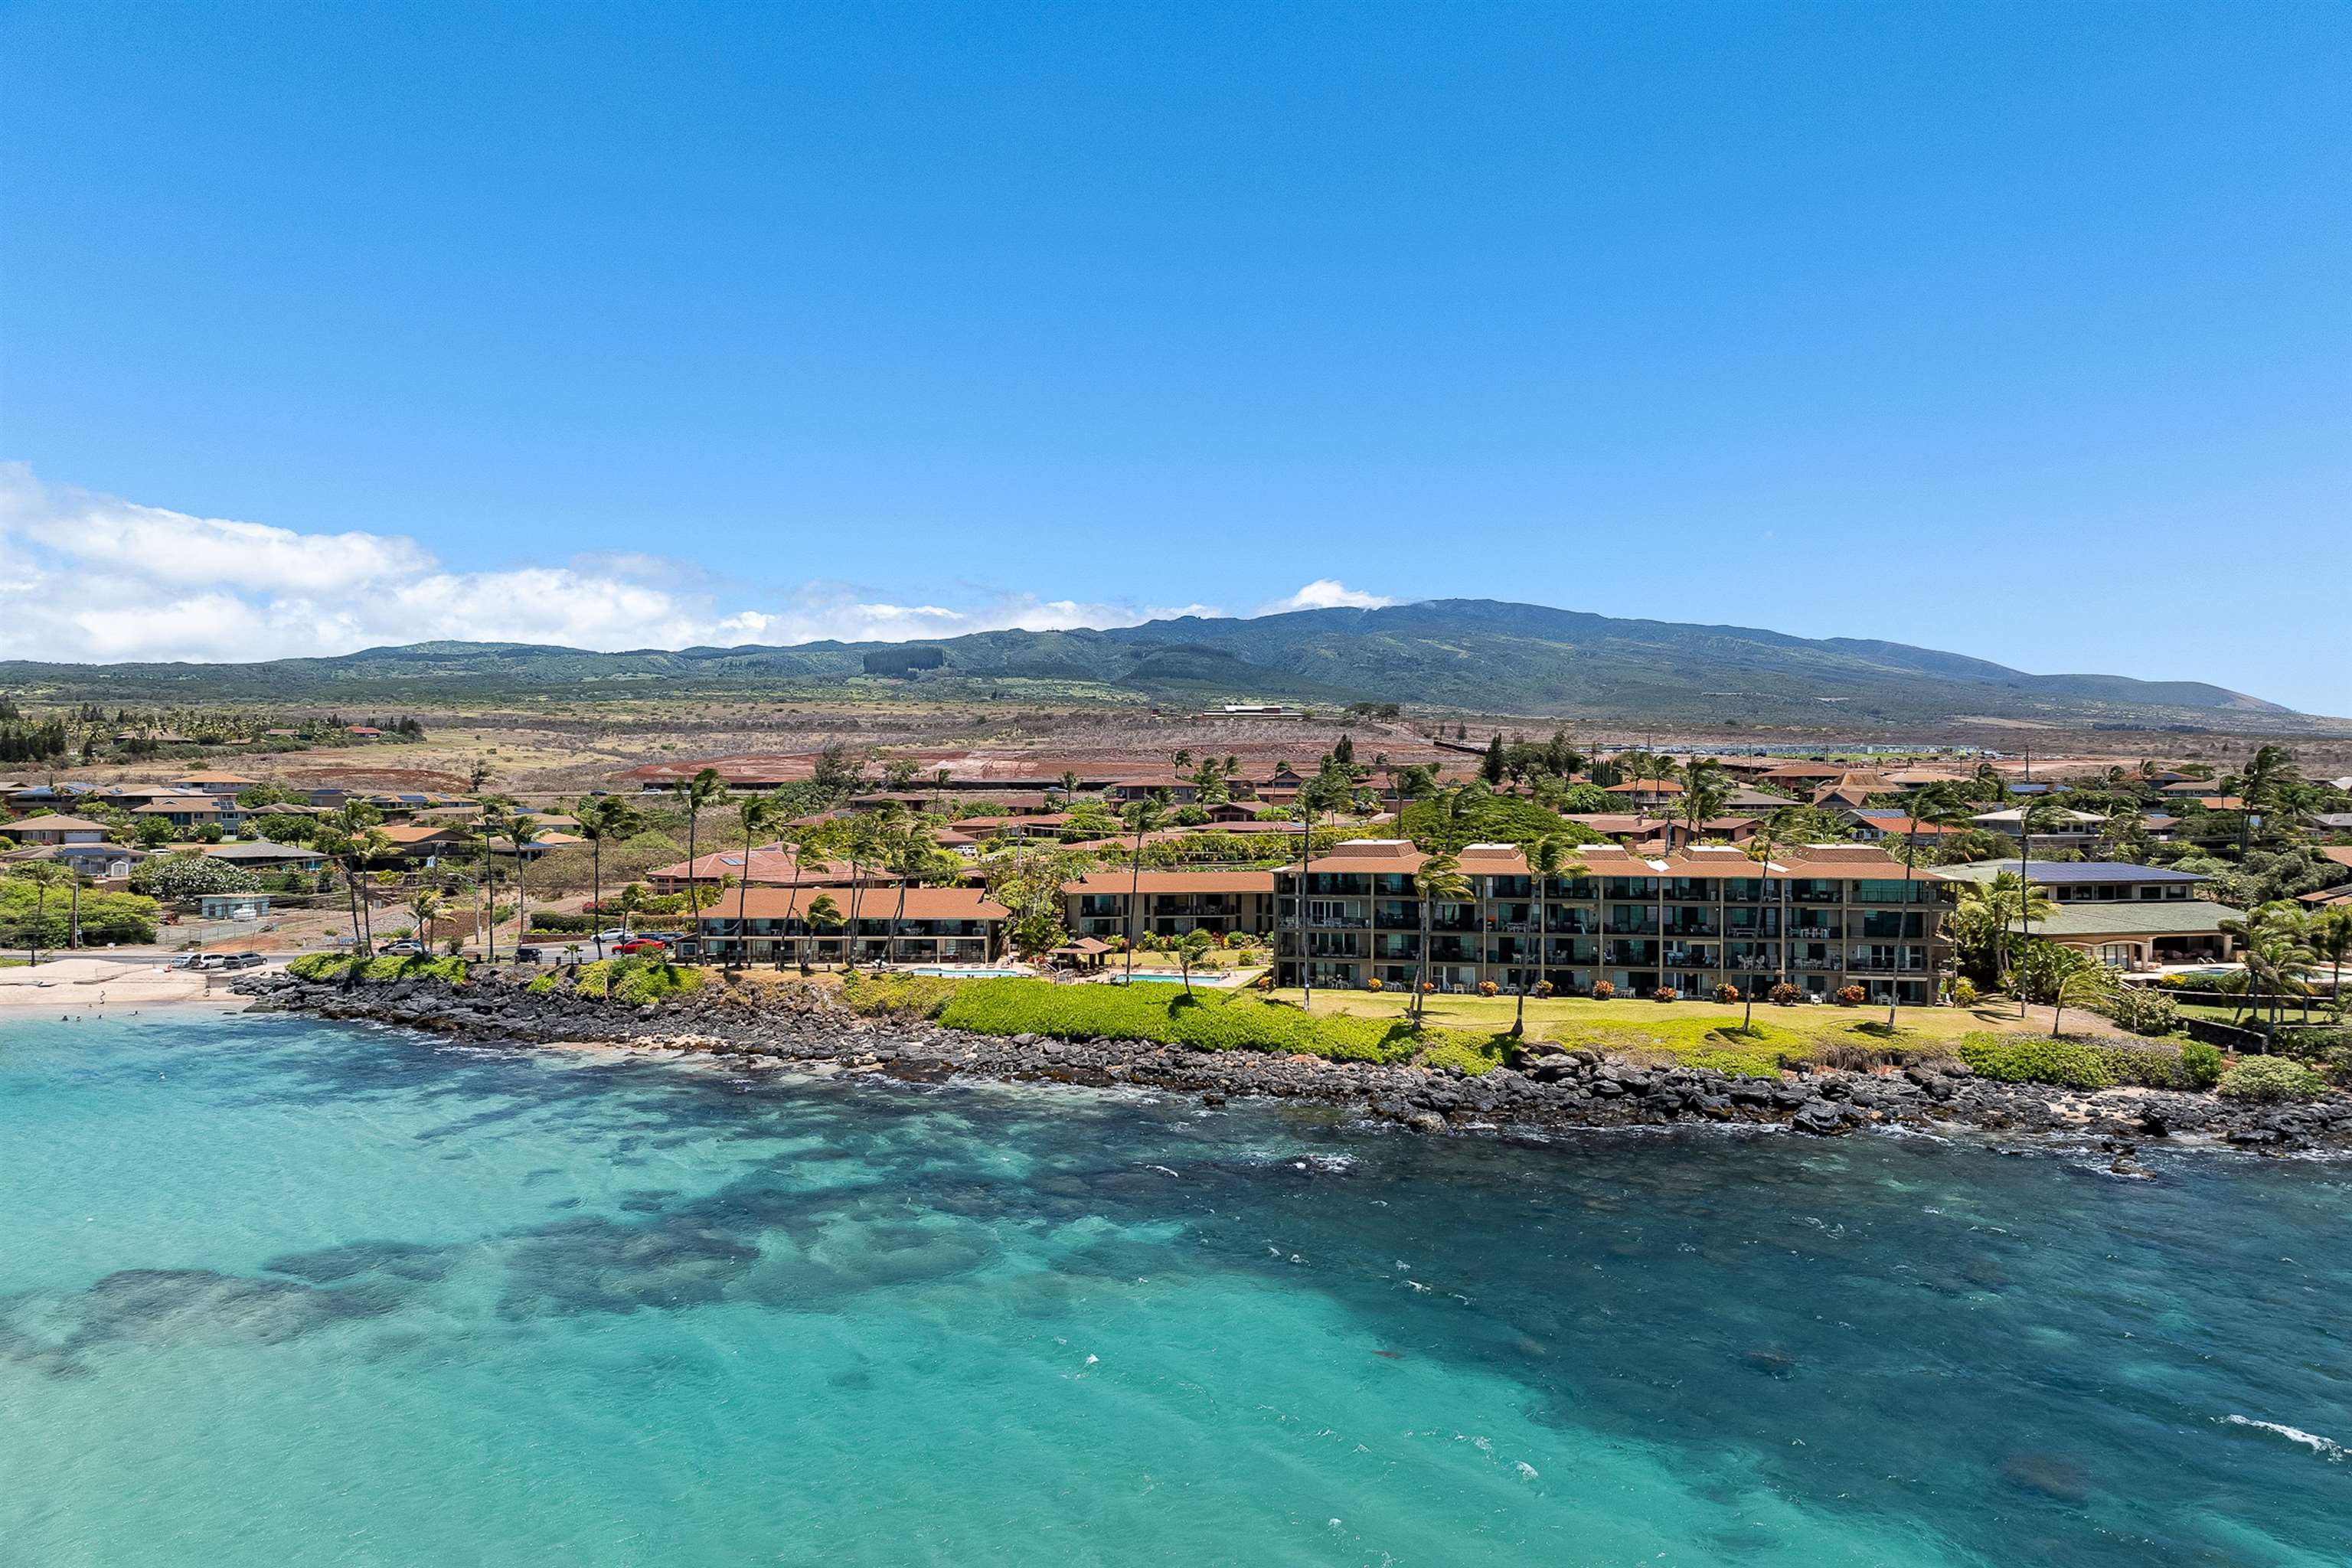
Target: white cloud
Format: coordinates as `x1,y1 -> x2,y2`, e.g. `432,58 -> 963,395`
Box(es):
1259,579 -> 1395,614
0,465 -> 1251,662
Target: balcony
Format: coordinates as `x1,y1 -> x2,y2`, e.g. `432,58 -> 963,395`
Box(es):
1307,915 -> 1370,930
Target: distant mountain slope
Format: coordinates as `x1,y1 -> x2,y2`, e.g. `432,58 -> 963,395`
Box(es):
0,599 -> 2327,729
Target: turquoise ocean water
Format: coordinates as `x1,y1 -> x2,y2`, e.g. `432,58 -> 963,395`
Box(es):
3,1011 -> 2348,1566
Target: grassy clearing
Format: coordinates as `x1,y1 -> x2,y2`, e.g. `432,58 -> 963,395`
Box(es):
572,957 -> 701,1004
843,972 -> 1507,1070
1266,988 -> 2037,1073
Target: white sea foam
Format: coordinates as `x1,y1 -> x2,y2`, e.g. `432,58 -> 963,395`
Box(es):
2220,1415 -> 2347,1461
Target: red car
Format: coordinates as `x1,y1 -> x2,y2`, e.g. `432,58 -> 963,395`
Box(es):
613,937 -> 670,956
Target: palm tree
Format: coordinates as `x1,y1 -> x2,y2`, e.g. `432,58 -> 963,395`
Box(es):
1738,816 -> 1789,1034
1880,780 -> 1968,1025
768,823 -> 814,971
1119,795 -> 1169,982
1677,759 -> 1730,849
612,881 -> 648,940
1955,871 -> 2052,994
2011,794 -> 2071,1017
1174,928 -> 1215,996
1411,851 -> 1469,1023
668,768 -> 728,962
2313,907 -> 2352,1021
573,794 -> 640,959
2220,902 -> 2318,1031
842,806 -> 896,971
728,795 -> 780,969
2047,957 -> 2112,1040
406,887 -> 446,949
805,893 -> 844,964
476,801 -> 514,965
886,823 -> 945,968
504,815 -> 543,954
18,860 -> 67,965
1520,835 -> 1581,1037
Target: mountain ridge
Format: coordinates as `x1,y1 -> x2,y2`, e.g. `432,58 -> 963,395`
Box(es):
0,599 -> 2331,730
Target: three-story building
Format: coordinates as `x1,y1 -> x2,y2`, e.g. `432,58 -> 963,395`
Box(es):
1273,841 -> 1947,1005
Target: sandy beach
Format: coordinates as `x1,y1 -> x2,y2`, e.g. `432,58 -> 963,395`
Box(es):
0,957 -> 250,1011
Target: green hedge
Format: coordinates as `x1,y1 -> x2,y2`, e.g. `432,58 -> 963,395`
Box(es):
926,977 -> 1489,1067
1957,1032 -> 2225,1091
2218,1056 -> 2326,1102
573,956 -> 701,1004
287,953 -> 468,985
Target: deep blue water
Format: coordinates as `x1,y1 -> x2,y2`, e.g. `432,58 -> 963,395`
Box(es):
3,1011 -> 2349,1566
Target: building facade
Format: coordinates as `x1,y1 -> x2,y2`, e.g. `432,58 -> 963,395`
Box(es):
1060,871 -> 1277,941
1272,841 -> 1948,1006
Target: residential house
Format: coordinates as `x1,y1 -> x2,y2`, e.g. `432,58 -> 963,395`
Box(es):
132,795 -> 250,831
201,840 -> 329,874
1273,840 -> 1948,1006
0,814 -> 113,846
1968,806 -> 2105,850
2,841 -> 146,881
1935,860 -> 2236,969
170,773 -> 262,797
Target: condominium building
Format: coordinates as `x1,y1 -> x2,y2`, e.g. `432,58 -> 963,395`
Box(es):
1272,841 -> 1948,1006
1060,870 -> 1277,941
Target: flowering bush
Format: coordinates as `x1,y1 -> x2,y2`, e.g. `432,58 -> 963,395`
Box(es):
1533,980 -> 1554,998
1769,983 -> 1802,1006
1364,976 -> 1383,991
1714,984 -> 1741,1005
1477,980 -> 1498,997
1835,985 -> 1867,1007
1254,973 -> 1273,990
1590,980 -> 1615,1001
1651,987 -> 1678,1004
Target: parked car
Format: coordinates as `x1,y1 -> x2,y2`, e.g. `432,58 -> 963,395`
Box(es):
594,929 -> 632,945
224,952 -> 266,970
379,939 -> 426,956
168,953 -> 204,969
614,938 -> 670,956
513,946 -> 544,965
192,954 -> 231,971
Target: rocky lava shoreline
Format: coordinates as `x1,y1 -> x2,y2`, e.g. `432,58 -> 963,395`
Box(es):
231,971 -> 2352,1156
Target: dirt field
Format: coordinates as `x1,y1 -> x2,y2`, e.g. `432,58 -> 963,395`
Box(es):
32,695 -> 2352,807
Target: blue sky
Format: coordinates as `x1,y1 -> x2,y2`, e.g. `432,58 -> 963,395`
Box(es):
3,3 -> 2346,712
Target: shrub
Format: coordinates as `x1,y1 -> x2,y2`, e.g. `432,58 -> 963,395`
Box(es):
2218,1056 -> 2326,1102
1769,983 -> 1802,1006
2093,1041 -> 2214,1090
2102,986 -> 2179,1037
1533,980 -> 1553,999
1834,985 -> 1867,1007
1478,980 -> 1498,997
528,912 -> 595,933
2177,1040 -> 2224,1089
1950,977 -> 1979,1007
525,972 -> 558,995
1651,987 -> 1678,1004
130,853 -> 260,898
838,970 -> 962,1019
1364,976 -> 1383,991
1956,1034 -> 2114,1090
573,956 -> 698,1003
287,952 -> 351,981
1713,984 -> 1740,1005
1590,980 -> 1615,1001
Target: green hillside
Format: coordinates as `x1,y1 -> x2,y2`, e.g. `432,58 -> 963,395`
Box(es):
0,599 -> 2329,729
